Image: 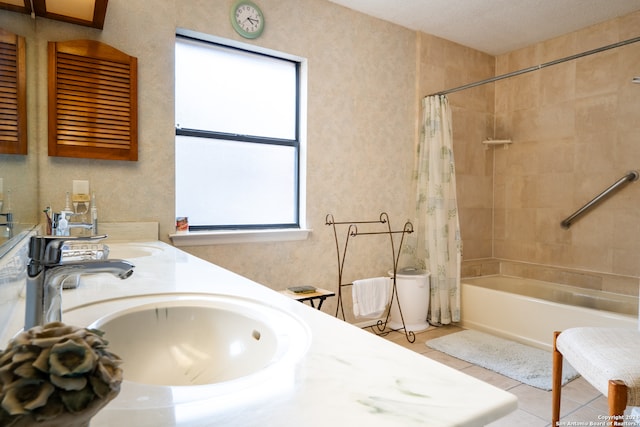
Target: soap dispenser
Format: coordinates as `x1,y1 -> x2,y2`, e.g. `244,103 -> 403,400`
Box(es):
55,192 -> 74,236
56,212 -> 69,236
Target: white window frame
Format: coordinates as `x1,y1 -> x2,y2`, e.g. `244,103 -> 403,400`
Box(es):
170,29 -> 309,246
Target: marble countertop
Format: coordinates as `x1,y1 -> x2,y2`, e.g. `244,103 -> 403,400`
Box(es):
2,240 -> 517,426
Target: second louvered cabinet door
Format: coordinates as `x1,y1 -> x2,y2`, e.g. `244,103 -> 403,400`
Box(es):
48,39 -> 137,161
0,28 -> 27,155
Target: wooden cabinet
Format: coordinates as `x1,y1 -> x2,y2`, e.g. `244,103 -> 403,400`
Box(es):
48,39 -> 137,161
0,28 -> 27,155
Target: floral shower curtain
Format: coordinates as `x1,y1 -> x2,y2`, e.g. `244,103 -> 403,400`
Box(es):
411,95 -> 462,325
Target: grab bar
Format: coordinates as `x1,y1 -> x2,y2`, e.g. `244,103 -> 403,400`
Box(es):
561,170 -> 639,229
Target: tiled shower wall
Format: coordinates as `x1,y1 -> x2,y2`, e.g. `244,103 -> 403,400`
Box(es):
493,12 -> 640,283
422,12 -> 640,295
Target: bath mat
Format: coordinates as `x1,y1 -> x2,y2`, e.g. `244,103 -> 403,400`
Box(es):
425,329 -> 579,390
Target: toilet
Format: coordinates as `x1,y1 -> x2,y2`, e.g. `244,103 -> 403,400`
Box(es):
388,267 -> 430,332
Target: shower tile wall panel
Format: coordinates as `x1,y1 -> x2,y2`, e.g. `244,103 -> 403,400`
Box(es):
493,11 -> 640,278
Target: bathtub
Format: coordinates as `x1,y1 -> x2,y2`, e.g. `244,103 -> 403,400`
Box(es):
461,275 -> 639,351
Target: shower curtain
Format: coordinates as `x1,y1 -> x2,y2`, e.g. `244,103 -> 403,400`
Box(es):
411,95 -> 462,325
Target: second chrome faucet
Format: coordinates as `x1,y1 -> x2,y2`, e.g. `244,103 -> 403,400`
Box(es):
25,235 -> 134,331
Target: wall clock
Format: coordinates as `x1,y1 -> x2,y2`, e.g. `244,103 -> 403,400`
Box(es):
231,1 -> 265,39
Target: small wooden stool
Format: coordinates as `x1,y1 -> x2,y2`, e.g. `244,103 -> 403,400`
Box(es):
280,287 -> 335,310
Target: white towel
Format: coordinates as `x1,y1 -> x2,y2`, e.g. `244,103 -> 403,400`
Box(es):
352,277 -> 392,319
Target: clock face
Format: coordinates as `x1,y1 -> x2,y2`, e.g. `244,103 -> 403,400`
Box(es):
232,2 -> 264,39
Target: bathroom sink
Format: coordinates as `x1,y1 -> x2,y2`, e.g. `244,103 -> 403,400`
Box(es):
92,299 -> 284,386
105,242 -> 163,259
63,293 -> 311,408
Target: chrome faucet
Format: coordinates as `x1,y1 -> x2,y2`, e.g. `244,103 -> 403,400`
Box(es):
0,212 -> 12,238
52,211 -> 98,236
25,235 -> 134,330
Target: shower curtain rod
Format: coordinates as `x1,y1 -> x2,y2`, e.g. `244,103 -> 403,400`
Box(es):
428,35 -> 640,97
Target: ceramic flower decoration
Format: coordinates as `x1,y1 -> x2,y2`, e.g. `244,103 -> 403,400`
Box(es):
0,322 -> 123,427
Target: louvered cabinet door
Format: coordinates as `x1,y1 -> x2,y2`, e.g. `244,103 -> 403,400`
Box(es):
0,28 -> 27,155
48,40 -> 137,161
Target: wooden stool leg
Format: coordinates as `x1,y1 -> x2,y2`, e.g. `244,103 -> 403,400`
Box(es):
552,331 -> 563,426
608,379 -> 627,426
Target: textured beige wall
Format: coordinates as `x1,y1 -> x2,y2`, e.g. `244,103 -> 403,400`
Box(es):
0,0 -> 417,320
493,11 -> 640,278
0,14 -> 39,232
30,0 -> 177,235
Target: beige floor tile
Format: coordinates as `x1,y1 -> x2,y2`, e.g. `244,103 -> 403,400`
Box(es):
561,376 -> 602,405
506,384 -> 557,421
377,324 -> 464,352
585,395 -> 609,415
560,404 -> 606,425
459,365 -> 521,390
383,330 -> 429,351
423,349 -> 474,370
486,409 -> 547,427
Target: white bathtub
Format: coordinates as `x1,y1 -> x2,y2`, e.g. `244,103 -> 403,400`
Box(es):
461,275 -> 639,351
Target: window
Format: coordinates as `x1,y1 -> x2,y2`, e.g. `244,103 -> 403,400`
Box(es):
174,31 -> 306,240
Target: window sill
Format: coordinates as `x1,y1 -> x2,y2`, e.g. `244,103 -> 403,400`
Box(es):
169,228 -> 312,246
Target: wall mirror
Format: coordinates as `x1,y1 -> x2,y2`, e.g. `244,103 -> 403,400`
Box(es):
0,14 -> 39,257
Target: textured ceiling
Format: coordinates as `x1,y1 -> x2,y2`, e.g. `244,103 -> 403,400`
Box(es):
327,0 -> 640,55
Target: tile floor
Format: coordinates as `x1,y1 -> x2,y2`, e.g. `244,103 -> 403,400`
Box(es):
379,325 -> 620,427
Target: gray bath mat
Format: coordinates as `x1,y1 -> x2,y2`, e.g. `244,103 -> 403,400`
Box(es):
426,329 -> 579,390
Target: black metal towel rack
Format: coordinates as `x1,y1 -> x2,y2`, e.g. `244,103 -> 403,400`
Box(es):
325,212 -> 416,343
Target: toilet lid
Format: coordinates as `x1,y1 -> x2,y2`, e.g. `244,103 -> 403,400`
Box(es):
390,267 -> 429,277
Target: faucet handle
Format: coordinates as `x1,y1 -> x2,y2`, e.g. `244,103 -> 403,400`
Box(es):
60,240 -> 110,263
29,234 -> 108,265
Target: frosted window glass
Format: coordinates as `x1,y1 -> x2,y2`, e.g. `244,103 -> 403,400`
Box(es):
175,38 -> 296,139
176,136 -> 297,226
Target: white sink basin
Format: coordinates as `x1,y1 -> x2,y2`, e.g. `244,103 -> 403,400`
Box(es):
63,293 -> 310,409
105,243 -> 163,259
92,299 -> 282,386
